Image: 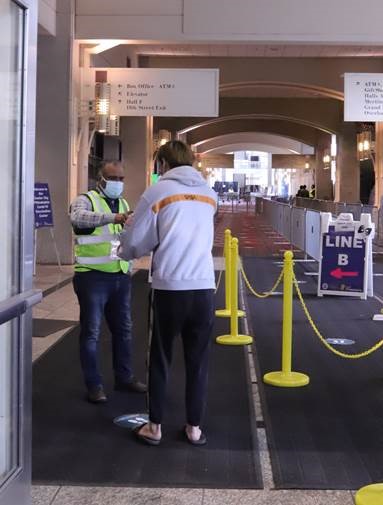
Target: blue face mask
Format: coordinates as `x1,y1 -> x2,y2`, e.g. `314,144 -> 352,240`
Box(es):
102,178 -> 124,199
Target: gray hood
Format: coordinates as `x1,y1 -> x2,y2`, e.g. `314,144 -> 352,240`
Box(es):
160,165 -> 206,187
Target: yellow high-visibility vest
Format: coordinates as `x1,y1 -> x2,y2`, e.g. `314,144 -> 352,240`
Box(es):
74,190 -> 129,273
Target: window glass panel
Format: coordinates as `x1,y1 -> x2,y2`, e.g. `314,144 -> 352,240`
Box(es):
0,0 -> 24,485
0,0 -> 23,302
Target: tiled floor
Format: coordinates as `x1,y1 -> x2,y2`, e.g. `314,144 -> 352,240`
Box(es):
32,266 -> 77,362
32,485 -> 355,505
31,263 -> 357,505
33,265 -> 74,294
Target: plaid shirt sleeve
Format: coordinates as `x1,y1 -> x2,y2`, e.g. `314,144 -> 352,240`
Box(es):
70,194 -> 116,229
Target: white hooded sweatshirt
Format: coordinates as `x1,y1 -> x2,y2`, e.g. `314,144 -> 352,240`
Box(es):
119,165 -> 217,291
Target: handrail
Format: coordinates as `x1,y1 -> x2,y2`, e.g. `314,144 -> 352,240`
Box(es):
0,289 -> 42,326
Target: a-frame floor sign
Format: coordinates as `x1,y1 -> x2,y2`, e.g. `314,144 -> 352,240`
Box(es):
318,212 -> 374,299
34,182 -> 62,274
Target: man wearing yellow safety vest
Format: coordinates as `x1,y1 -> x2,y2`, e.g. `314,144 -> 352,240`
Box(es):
70,160 -> 146,403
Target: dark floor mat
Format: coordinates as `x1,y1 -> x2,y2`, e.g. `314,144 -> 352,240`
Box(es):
33,318 -> 76,337
242,256 -> 383,489
32,270 -> 263,488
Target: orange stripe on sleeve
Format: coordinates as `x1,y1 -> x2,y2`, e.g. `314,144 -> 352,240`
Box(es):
152,194 -> 216,213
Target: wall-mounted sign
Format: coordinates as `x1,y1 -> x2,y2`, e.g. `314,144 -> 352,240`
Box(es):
344,73 -> 383,121
318,213 -> 374,299
34,183 -> 54,228
85,68 -> 219,117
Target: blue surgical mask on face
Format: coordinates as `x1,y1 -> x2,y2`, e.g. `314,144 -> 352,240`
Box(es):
101,177 -> 124,199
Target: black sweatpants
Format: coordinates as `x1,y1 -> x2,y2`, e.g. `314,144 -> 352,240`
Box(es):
148,289 -> 215,426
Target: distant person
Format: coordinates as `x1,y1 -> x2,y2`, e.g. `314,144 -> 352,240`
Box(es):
300,185 -> 310,198
296,185 -> 304,197
119,140 -> 217,446
309,184 -> 316,198
70,160 -> 146,403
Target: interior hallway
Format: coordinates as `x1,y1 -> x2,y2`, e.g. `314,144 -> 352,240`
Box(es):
31,203 -> 356,505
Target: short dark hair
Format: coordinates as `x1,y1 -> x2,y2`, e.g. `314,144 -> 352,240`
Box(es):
156,140 -> 195,169
97,160 -> 122,180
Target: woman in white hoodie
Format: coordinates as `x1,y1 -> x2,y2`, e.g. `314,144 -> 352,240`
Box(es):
119,140 -> 217,446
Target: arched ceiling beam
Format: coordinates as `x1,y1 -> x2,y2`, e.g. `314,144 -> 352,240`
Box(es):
200,142 -> 308,155
184,118 -> 329,147
154,97 -> 342,136
193,132 -> 314,154
219,81 -> 344,101
179,113 -> 336,136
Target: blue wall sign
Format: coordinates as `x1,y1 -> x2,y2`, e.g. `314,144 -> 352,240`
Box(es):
34,183 -> 54,228
319,228 -> 365,294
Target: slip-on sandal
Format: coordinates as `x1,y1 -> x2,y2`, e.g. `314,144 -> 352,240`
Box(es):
133,424 -> 161,446
184,427 -> 207,446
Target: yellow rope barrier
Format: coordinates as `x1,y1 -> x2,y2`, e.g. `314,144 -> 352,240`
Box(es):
292,272 -> 383,359
240,264 -> 283,298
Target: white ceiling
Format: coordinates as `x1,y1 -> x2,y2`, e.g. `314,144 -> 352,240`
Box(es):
134,43 -> 383,58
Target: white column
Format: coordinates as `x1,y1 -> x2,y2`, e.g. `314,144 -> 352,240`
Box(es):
120,116 -> 153,208
315,141 -> 333,200
336,123 -> 359,202
35,0 -> 75,264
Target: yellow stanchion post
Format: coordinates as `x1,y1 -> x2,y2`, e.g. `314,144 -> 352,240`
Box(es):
216,238 -> 252,345
263,250 -> 310,387
215,229 -> 244,318
355,484 -> 383,505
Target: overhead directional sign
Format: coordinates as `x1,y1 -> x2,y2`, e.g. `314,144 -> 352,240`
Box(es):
84,68 -> 219,117
318,213 -> 374,299
344,73 -> 383,121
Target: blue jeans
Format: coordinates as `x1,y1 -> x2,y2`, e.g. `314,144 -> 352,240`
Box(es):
73,271 -> 133,388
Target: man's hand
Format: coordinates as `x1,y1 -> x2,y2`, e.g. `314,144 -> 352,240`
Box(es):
114,213 -> 127,225
125,212 -> 134,226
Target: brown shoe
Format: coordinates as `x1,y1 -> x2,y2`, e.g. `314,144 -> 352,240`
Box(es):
114,377 -> 147,394
87,385 -> 107,403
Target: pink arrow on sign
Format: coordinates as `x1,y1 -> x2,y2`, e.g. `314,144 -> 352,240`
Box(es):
330,268 -> 359,280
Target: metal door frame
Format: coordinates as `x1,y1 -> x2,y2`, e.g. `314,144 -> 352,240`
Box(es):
0,1 -> 39,504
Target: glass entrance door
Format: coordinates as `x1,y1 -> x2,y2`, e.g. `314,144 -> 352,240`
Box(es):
0,1 -> 39,504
